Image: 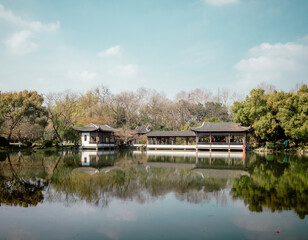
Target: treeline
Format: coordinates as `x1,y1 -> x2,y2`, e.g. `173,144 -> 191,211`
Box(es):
0,84 -> 307,145
0,86 -> 233,144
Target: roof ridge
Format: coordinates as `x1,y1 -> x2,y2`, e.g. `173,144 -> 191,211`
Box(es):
88,123 -> 99,128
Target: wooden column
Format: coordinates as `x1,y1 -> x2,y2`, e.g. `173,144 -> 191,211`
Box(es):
210,133 -> 212,152
228,133 -> 231,152
195,134 -> 199,151
243,134 -> 246,152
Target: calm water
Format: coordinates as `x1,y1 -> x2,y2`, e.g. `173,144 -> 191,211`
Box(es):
0,150 -> 307,240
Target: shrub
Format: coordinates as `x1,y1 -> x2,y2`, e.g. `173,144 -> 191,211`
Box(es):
0,152 -> 7,161
139,136 -> 147,144
0,137 -> 8,146
266,142 -> 283,150
53,140 -> 60,147
23,141 -> 32,147
265,142 -> 275,149
33,140 -> 43,147
43,140 -> 53,148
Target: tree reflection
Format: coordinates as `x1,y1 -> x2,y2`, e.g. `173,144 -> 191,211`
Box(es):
231,156 -> 308,219
0,152 -> 63,207
0,154 -> 46,207
50,165 -> 227,207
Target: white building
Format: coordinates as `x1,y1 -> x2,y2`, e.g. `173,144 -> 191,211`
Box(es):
73,123 -> 117,149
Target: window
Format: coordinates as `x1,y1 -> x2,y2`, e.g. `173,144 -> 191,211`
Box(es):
84,135 -> 87,141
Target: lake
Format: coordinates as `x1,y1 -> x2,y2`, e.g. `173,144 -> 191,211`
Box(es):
0,150 -> 307,240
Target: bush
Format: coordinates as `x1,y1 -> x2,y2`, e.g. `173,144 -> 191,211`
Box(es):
43,140 -> 53,148
32,140 -> 43,147
265,142 -> 275,149
0,137 -> 8,146
265,142 -> 283,150
23,141 -> 32,147
0,152 -> 7,161
53,140 -> 60,147
139,136 -> 147,144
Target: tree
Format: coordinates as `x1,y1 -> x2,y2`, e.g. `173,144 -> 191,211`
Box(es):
0,90 -> 46,143
45,91 -> 79,142
114,127 -> 137,144
63,127 -> 80,145
204,102 -> 230,121
231,84 -> 308,143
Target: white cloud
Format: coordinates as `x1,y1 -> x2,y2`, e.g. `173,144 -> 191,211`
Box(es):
68,70 -> 97,82
0,4 -> 60,31
4,30 -> 36,55
203,0 -> 239,6
234,40 -> 308,90
98,45 -> 121,57
109,64 -> 138,77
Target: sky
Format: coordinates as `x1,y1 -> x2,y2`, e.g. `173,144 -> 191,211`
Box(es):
0,0 -> 307,98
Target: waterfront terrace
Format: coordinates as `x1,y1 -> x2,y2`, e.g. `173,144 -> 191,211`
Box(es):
144,122 -> 251,152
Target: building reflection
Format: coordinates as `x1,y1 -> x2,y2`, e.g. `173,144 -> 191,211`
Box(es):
132,150 -> 247,170
80,150 -> 116,168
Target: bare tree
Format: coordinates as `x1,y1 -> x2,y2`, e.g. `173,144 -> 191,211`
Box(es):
257,82 -> 277,94
114,127 -> 137,144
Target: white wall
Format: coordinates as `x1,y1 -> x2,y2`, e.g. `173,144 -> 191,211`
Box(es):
80,132 -> 116,149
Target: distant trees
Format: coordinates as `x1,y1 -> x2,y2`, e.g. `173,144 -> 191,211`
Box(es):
0,84 -> 306,145
232,84 -> 308,143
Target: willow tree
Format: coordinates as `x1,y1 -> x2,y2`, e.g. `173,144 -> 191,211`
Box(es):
0,90 -> 46,143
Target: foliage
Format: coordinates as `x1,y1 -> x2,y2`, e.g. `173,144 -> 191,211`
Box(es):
23,141 -> 33,147
0,136 -> 8,146
265,142 -> 284,150
231,157 -> 308,219
43,140 -> 53,148
0,84 -> 306,145
114,127 -> 137,144
63,127 -> 80,145
204,117 -> 221,122
0,90 -> 47,143
232,84 -> 308,143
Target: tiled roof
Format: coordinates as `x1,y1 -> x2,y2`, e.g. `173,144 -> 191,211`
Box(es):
134,125 -> 151,134
145,131 -> 196,137
190,122 -> 251,132
73,123 -> 116,132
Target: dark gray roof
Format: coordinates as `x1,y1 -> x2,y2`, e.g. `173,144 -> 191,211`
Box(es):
135,125 -> 151,134
190,122 -> 251,132
145,131 -> 196,137
73,123 -> 116,132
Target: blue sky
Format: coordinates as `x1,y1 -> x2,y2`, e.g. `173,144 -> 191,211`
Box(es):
0,0 -> 307,98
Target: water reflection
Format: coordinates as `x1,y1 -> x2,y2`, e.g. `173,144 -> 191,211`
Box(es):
0,152 -> 53,207
0,150 -> 307,220
231,154 -> 308,219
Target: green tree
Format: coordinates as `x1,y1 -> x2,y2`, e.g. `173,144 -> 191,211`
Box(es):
63,127 -> 80,145
231,85 -> 308,143
0,90 -> 46,143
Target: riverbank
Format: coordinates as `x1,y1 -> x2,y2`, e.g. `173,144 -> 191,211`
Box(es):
0,144 -> 79,152
254,146 -> 308,154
